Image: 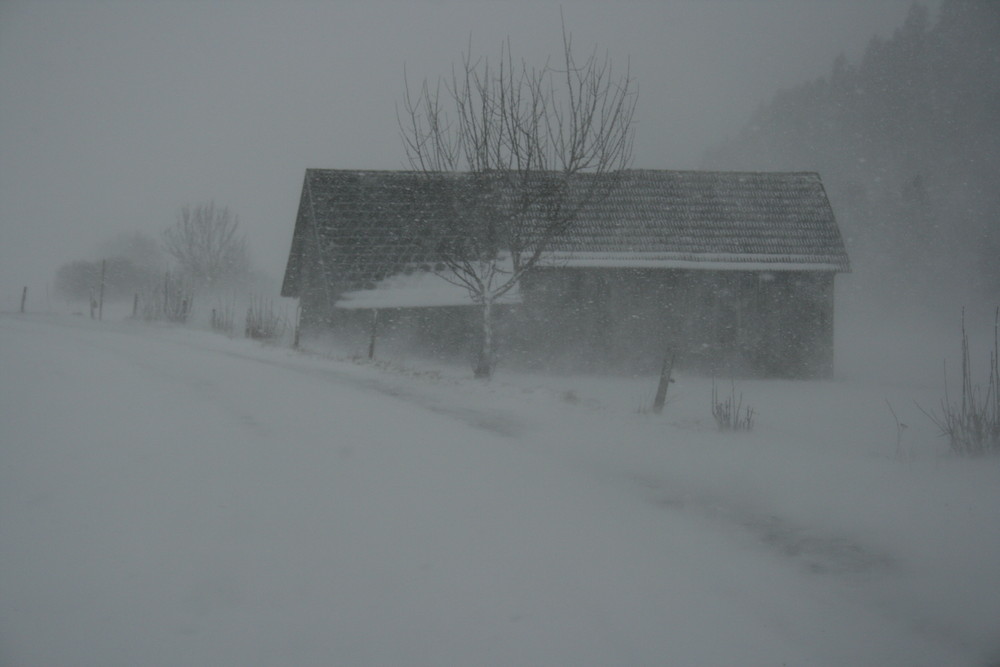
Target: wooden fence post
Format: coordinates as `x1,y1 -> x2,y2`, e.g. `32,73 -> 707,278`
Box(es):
163,271 -> 169,318
292,302 -> 301,349
98,259 -> 106,321
652,351 -> 677,414
368,308 -> 379,360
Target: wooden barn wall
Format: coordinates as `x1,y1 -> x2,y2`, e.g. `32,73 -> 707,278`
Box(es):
298,262 -> 835,378
515,268 -> 835,378
297,229 -> 334,330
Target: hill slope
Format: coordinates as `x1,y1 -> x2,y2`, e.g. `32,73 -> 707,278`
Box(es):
705,0 -> 1000,310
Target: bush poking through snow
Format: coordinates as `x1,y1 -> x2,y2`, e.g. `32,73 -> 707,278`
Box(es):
712,379 -> 755,432
162,274 -> 192,324
245,296 -> 285,341
885,399 -> 912,462
921,308 -> 1000,456
136,272 -> 192,323
211,299 -> 237,337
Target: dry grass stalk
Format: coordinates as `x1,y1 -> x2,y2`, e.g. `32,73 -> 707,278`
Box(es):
712,379 -> 755,432
245,296 -> 286,341
920,308 -> 1000,456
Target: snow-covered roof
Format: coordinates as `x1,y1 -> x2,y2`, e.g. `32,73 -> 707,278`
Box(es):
337,269 -> 521,309
282,169 -> 850,303
540,252 -> 846,272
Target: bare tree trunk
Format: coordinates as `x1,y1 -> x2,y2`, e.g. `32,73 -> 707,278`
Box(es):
474,298 -> 495,378
399,20 -> 635,379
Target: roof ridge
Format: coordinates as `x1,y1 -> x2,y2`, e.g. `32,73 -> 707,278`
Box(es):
304,167 -> 822,178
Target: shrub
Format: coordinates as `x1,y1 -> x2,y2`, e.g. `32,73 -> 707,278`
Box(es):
245,296 -> 286,341
211,299 -> 237,336
885,399 -> 912,462
712,379 -> 755,432
136,272 -> 192,323
921,308 -> 1000,456
164,288 -> 192,323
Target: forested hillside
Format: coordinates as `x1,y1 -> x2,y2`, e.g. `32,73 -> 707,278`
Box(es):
705,0 -> 999,310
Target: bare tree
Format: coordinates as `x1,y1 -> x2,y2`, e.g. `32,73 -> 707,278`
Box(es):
163,202 -> 249,291
99,231 -> 165,273
399,20 -> 636,377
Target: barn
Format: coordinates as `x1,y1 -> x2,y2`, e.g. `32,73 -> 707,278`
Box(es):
281,169 -> 850,378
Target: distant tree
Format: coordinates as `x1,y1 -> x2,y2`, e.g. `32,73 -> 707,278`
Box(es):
163,202 -> 249,291
399,20 -> 636,377
704,0 -> 1000,304
54,260 -> 99,302
54,256 -> 158,302
98,231 -> 164,273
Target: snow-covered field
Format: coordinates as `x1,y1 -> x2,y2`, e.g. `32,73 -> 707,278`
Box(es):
2,309 -> 999,666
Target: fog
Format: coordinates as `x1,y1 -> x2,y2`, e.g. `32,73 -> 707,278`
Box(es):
703,1 -> 1000,320
0,0 -> 944,311
5,4 -> 1000,662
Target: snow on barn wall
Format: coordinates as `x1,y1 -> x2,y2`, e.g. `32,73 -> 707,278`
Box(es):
281,169 -> 850,378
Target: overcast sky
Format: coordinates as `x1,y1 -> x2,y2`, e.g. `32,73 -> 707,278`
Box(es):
0,0 -> 937,303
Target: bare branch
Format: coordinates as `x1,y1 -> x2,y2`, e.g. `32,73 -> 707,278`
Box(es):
162,201 -> 249,290
397,19 -> 637,376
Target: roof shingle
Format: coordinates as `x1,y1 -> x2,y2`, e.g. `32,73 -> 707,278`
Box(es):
282,169 -> 849,297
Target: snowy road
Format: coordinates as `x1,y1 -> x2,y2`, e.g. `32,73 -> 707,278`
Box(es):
1,313 -> 995,666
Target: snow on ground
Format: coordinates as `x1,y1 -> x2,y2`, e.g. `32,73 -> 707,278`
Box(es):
2,310 -> 999,666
